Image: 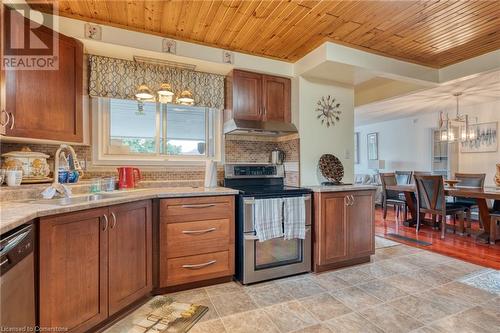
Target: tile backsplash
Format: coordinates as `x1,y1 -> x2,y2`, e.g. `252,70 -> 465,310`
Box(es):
0,135 -> 300,187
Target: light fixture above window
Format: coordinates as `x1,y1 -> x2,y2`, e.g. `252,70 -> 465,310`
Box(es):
157,83 -> 174,103
135,83 -> 154,100
177,90 -> 194,105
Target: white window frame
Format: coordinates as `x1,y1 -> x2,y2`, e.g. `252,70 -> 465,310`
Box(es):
92,97 -> 223,166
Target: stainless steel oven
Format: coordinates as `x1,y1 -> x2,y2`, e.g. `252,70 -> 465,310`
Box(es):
240,194 -> 312,284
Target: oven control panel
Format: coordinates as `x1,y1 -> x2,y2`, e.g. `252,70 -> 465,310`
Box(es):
225,164 -> 284,178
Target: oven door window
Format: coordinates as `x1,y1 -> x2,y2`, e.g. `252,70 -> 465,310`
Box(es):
254,238 -> 303,270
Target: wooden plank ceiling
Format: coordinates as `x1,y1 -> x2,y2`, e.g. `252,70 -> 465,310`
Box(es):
28,0 -> 500,68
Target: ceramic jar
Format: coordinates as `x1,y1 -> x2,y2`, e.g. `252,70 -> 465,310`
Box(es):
1,147 -> 50,179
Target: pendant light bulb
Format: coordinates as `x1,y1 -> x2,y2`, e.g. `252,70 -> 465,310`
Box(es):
135,83 -> 154,100
177,90 -> 194,105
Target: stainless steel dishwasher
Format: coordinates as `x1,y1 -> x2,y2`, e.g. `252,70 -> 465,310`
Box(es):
0,224 -> 36,330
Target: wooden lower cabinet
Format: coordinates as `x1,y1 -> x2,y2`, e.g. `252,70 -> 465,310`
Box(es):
39,200 -> 152,332
159,196 -> 235,288
39,207 -> 108,333
108,201 -> 152,315
313,190 -> 375,272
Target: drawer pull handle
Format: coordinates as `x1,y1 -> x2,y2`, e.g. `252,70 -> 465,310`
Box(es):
182,228 -> 216,234
181,204 -> 216,209
0,258 -> 9,267
182,260 -> 217,269
102,214 -> 109,231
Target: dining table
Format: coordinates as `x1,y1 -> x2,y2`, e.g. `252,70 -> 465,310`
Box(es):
386,184 -> 500,244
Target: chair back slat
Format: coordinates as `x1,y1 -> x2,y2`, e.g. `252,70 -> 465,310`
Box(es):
411,171 -> 432,184
395,171 -> 413,185
454,173 -> 485,187
414,175 -> 445,214
380,173 -> 401,200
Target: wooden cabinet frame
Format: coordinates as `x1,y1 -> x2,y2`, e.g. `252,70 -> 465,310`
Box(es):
313,190 -> 375,272
39,200 -> 152,332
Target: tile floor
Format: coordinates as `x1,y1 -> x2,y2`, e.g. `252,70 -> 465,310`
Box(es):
106,242 -> 499,333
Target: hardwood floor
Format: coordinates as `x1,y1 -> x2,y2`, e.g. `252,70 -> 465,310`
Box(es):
375,207 -> 500,270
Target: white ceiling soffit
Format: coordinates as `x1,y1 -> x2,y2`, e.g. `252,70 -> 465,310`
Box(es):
300,61 -> 377,86
355,70 -> 500,126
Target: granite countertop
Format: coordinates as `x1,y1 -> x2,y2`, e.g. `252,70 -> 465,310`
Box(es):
0,187 -> 239,235
307,184 -> 378,192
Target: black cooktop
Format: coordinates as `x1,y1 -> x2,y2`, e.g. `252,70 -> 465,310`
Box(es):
228,185 -> 312,197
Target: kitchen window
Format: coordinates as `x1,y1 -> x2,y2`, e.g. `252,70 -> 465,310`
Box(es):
92,97 -> 222,165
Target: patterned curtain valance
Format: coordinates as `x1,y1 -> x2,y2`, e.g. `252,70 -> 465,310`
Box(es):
88,55 -> 225,109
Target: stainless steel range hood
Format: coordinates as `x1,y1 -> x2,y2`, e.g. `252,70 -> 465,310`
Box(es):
223,119 -> 298,137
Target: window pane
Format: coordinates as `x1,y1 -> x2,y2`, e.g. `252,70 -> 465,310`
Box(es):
109,99 -> 157,154
164,104 -> 206,156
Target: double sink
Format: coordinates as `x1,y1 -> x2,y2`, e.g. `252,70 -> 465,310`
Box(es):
27,192 -> 132,206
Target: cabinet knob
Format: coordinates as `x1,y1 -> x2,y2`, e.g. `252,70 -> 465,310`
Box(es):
0,110 -> 9,127
9,112 -> 14,130
102,214 -> 109,231
110,212 -> 117,228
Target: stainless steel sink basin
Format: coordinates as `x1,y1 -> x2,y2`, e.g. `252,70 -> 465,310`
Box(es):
28,192 -> 129,206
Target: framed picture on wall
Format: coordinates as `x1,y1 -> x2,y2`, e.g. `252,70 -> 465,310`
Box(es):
354,132 -> 360,164
367,133 -> 378,160
460,121 -> 497,153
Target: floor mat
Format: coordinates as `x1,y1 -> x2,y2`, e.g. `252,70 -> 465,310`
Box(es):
458,269 -> 500,295
375,236 -> 401,249
105,296 -> 208,333
386,233 -> 432,246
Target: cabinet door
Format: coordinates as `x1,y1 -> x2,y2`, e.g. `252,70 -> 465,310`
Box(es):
39,208 -> 108,333
262,75 -> 291,122
0,65 -> 6,135
108,200 -> 152,315
347,192 -> 375,257
320,194 -> 348,264
233,70 -> 262,120
4,11 -> 83,142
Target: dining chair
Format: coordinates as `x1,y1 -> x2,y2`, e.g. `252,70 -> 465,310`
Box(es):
490,200 -> 500,245
454,173 -> 486,234
414,175 -> 467,239
395,171 -> 413,185
411,171 -> 432,183
380,173 -> 408,221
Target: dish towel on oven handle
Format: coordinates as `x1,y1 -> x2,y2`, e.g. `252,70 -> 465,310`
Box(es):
283,196 -> 306,240
254,198 -> 283,242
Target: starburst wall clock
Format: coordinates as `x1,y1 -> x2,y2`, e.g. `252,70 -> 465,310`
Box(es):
316,95 -> 341,127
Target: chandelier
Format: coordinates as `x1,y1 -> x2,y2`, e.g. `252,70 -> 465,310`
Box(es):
438,92 -> 477,143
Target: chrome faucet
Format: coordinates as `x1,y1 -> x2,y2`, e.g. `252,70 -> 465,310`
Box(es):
42,144 -> 82,199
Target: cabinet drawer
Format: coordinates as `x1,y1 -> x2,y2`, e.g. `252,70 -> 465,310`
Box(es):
166,219 -> 232,258
166,251 -> 233,286
160,196 -> 233,223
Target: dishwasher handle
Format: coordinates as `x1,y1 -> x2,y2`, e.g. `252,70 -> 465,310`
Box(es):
0,224 -> 34,276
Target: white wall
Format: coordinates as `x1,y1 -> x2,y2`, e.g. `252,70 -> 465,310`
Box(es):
299,77 -> 354,186
355,100 -> 500,185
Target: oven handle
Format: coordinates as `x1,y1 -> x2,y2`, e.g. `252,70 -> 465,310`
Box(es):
244,194 -> 312,205
244,226 -> 311,241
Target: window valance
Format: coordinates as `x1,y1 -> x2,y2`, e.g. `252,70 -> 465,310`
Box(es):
88,55 -> 225,109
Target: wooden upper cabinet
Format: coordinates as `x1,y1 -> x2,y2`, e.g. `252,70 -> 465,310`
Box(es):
262,75 -> 291,122
3,10 -> 83,142
232,70 -> 262,121
0,65 -> 6,136
39,208 -> 109,333
226,69 -> 291,123
108,200 -> 152,315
